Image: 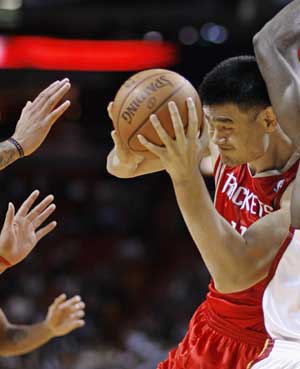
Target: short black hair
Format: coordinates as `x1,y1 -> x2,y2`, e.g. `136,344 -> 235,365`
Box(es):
199,56 -> 271,110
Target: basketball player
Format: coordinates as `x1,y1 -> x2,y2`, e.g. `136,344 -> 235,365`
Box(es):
106,36 -> 300,369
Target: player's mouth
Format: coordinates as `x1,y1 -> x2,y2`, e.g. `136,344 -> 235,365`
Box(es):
218,145 -> 233,151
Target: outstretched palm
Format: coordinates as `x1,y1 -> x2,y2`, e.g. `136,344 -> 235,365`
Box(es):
0,190 -> 57,267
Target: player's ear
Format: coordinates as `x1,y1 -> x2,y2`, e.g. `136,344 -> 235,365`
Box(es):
256,106 -> 277,132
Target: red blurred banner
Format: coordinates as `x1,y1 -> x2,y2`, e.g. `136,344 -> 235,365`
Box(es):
0,36 -> 178,71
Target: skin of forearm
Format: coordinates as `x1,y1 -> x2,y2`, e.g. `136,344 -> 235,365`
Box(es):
0,321 -> 54,356
172,170 -> 291,292
171,171 -> 253,291
0,141 -> 19,170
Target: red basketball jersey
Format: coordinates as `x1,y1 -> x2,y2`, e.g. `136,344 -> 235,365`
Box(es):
207,154 -> 299,333
214,155 -> 299,235
158,154 -> 300,369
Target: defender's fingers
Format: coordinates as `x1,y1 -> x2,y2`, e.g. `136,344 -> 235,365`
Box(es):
51,294 -> 67,309
70,302 -> 85,312
27,194 -> 54,222
31,81 -> 61,107
67,320 -> 85,331
36,221 -> 57,242
32,204 -> 56,230
33,79 -> 69,108
71,310 -> 85,319
41,83 -> 71,115
3,203 -> 15,228
59,295 -> 82,310
21,101 -> 32,114
46,100 -> 71,127
16,190 -> 40,217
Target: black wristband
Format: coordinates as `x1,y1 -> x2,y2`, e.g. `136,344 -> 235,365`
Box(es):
8,137 -> 24,158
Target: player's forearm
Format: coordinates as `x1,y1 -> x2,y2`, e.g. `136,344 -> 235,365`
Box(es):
0,321 -> 54,356
106,148 -> 164,178
171,171 -> 251,291
0,140 -> 19,170
253,0 -> 300,146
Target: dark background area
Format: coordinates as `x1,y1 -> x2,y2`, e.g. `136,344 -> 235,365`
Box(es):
0,1 -> 291,368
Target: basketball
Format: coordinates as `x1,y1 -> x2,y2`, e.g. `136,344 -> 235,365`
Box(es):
112,69 -> 203,158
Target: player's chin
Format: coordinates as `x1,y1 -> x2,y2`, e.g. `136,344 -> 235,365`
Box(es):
220,154 -> 239,167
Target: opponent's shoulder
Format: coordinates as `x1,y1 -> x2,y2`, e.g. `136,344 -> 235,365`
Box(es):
280,181 -> 294,209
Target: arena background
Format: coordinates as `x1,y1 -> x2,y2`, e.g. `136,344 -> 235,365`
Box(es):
0,0 -> 291,368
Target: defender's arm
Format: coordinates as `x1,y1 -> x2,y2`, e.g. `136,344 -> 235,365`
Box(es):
253,0 -> 300,148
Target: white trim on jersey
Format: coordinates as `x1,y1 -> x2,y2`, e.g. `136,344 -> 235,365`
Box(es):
251,340 -> 300,368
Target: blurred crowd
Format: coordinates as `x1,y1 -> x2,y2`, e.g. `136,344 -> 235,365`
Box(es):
0,96 -> 213,369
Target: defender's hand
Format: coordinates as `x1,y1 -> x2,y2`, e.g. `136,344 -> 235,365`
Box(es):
45,294 -> 85,337
0,190 -> 57,267
12,79 -> 71,156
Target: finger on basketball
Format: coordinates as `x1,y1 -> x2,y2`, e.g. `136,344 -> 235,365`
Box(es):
138,135 -> 164,158
187,97 -> 199,139
27,194 -> 54,222
168,101 -> 185,142
150,115 -> 172,148
16,190 -> 40,217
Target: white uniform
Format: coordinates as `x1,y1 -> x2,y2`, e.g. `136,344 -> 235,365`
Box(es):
251,228 -> 300,368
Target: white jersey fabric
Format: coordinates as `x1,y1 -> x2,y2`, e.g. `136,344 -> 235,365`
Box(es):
251,340 -> 300,368
251,228 -> 300,368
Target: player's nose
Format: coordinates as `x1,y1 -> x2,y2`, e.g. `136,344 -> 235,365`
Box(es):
211,131 -> 227,145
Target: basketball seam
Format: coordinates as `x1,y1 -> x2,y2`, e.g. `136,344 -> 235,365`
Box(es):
116,70 -> 169,133
128,80 -> 187,151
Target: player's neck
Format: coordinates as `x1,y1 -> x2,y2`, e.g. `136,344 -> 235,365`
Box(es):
248,130 -> 295,175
